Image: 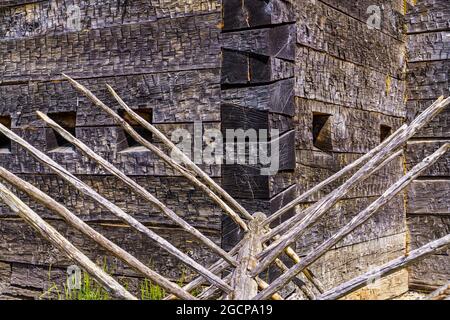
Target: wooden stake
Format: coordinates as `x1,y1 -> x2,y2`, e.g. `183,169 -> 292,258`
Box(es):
253,143 -> 449,299
228,212 -> 266,300
253,97 -> 450,276
318,234 -> 450,300
425,281 -> 450,300
0,123 -> 232,294
105,83 -> 254,221
263,125 -> 407,227
36,111 -> 237,266
0,182 -> 137,300
0,167 -> 196,300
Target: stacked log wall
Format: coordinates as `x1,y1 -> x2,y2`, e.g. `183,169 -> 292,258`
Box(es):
291,0 -> 408,298
405,0 -> 450,291
221,0 -> 409,299
0,0 -> 223,299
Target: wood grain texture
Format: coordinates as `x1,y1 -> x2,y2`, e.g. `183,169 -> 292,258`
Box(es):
0,0 -> 221,40
406,141 -> 450,176
319,0 -> 404,39
408,31 -> 450,62
407,180 -> 450,214
0,13 -> 221,83
295,47 -> 406,118
407,60 -> 450,100
0,70 -> 221,125
296,0 -> 406,78
406,0 -> 450,33
222,0 -> 295,31
0,218 -> 219,281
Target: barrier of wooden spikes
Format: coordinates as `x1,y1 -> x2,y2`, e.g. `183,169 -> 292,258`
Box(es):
0,75 -> 449,300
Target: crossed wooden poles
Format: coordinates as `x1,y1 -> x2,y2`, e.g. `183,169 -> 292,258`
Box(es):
0,74 -> 449,300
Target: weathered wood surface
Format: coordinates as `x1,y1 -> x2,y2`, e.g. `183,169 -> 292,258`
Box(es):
255,97 -> 449,276
228,213 -> 266,300
255,143 -> 448,299
408,215 -> 450,254
295,47 -> 406,118
222,78 -> 295,116
407,180 -> 450,214
406,0 -> 450,33
102,80 -> 253,222
319,0 -> 404,39
0,125 -> 220,177
0,124 -> 233,293
37,111 -> 238,264
407,100 -> 450,137
296,98 -> 405,153
407,61 -> 450,101
408,31 -> 450,62
292,195 -> 405,254
266,126 -> 407,228
0,13 -> 221,83
0,70 -> 221,125
0,182 -> 137,300
341,270 -> 408,300
0,174 -> 223,230
406,141 -> 450,176
0,167 -> 195,300
425,281 -> 450,300
294,149 -> 404,202
0,0 -> 221,40
308,233 -> 406,292
408,215 -> 450,288
296,0 -> 405,78
63,80 -> 249,230
222,0 -> 295,31
222,24 -> 295,61
222,49 -> 294,85
0,217 -> 219,281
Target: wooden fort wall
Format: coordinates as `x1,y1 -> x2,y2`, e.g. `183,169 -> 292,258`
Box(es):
221,0 -> 409,299
0,0 -> 445,299
405,0 -> 450,291
0,0 -> 224,299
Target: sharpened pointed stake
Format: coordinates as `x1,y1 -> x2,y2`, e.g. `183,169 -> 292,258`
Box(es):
253,143 -> 449,300
105,82 -> 254,222
36,110 -> 237,267
60,74 -> 249,231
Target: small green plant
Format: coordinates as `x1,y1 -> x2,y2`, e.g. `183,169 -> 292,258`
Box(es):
64,271 -> 110,300
140,278 -> 166,300
40,263 -> 202,300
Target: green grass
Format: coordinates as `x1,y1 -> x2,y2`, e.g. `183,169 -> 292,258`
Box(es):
40,265 -> 199,300
140,278 -> 166,300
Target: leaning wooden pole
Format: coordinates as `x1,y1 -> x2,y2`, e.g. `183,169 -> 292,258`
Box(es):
318,233 -> 450,300
0,124 -> 232,294
105,82 -> 254,221
263,124 -> 407,227
36,111 -> 236,266
425,281 -> 450,300
254,143 -> 449,299
0,167 -> 196,300
252,97 -> 450,276
64,76 -> 249,231
227,212 -> 265,300
0,182 -> 137,300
